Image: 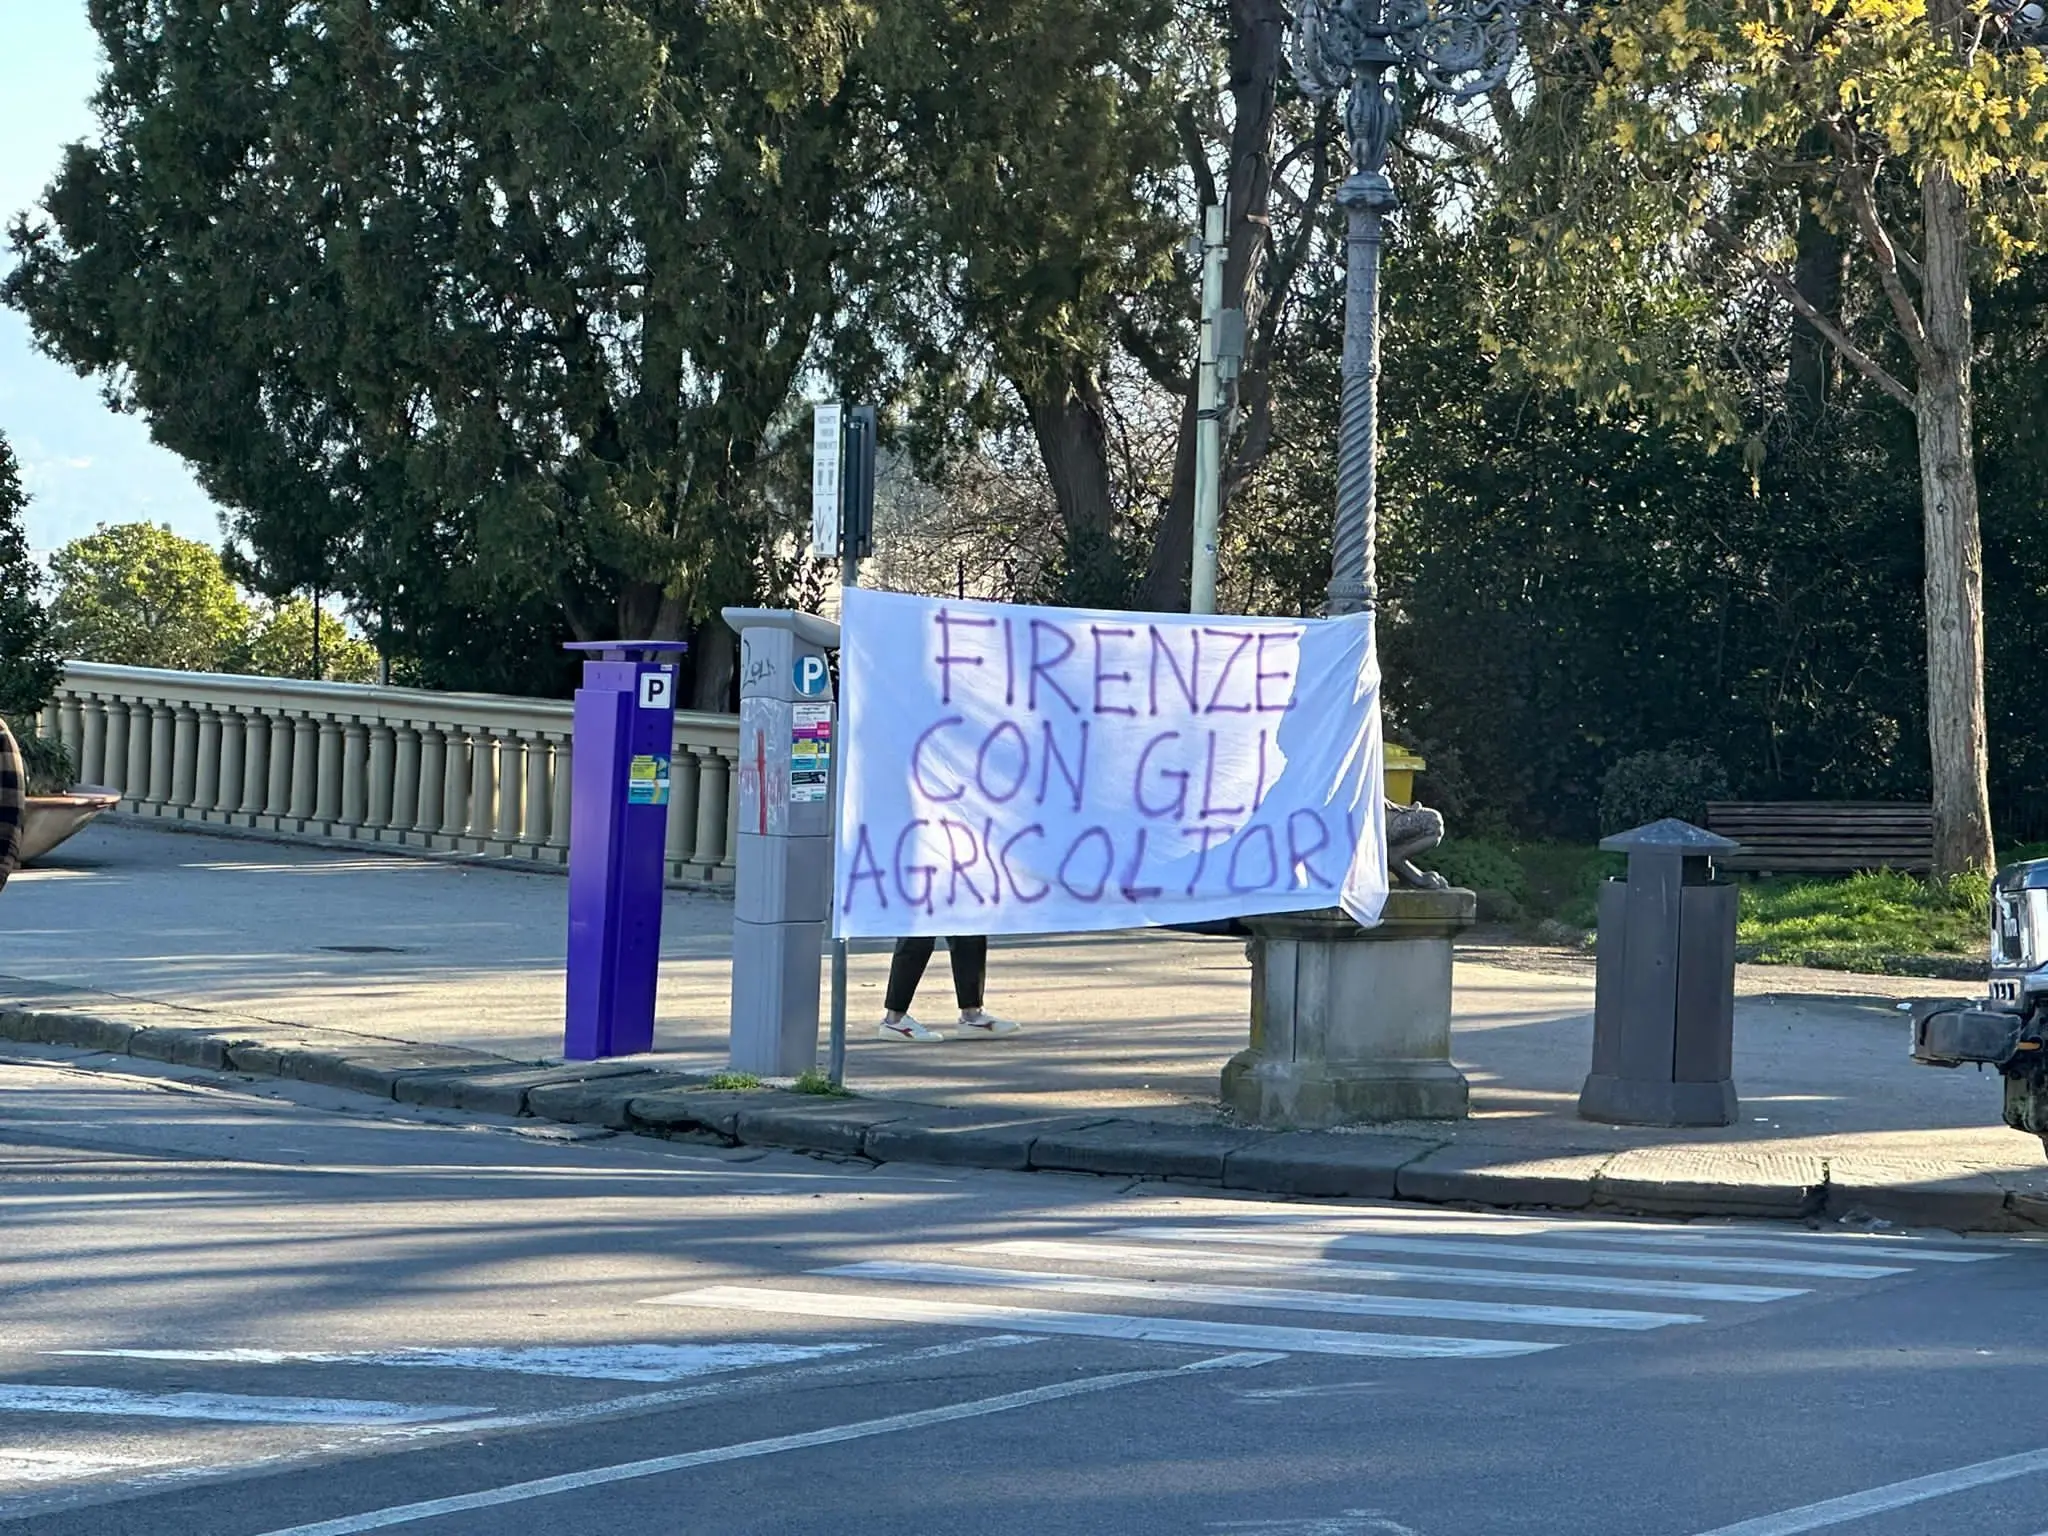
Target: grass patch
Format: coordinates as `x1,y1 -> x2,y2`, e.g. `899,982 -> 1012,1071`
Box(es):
703,1070 -> 763,1091
791,1068 -> 851,1097
1736,870 -> 1988,973
1429,838 -> 1618,928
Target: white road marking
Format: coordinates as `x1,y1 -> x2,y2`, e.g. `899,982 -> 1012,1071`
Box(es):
819,1260 -> 1700,1331
1507,1229 -> 2000,1264
1208,1514 -> 1421,1535
0,1385 -> 483,1426
980,1239 -> 1806,1303
0,1447 -> 179,1485
50,1343 -> 866,1382
242,1353 -> 1276,1536
648,1285 -> 1558,1359
1117,1226 -> 1909,1279
1686,1446 -> 2048,1535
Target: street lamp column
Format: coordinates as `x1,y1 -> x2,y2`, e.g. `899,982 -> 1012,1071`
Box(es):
1294,0 -> 1526,617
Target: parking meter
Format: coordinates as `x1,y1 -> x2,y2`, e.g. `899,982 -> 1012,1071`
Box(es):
722,608 -> 841,1075
562,640 -> 686,1060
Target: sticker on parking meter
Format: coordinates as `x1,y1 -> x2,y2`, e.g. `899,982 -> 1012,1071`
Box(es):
790,703 -> 832,803
627,753 -> 671,805
637,669 -> 674,710
793,654 -> 829,697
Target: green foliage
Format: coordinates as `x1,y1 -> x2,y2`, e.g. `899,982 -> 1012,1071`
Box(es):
17,734 -> 73,796
790,1068 -> 852,1097
1428,838 -> 1532,904
1737,871 -> 1990,972
703,1071 -> 764,1092
244,599 -> 379,684
0,429 -> 58,721
48,523 -> 249,673
1599,748 -> 1733,835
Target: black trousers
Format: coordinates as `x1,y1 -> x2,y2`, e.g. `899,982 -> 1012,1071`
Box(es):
884,936 -> 987,1014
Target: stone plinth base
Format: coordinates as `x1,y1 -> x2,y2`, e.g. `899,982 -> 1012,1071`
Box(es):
1222,890 -> 1476,1130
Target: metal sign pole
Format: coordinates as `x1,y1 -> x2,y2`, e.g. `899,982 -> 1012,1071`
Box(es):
824,404 -> 874,1089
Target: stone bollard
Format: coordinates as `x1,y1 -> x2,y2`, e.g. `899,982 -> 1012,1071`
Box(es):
1578,818 -> 1740,1127
1221,888 -> 1477,1128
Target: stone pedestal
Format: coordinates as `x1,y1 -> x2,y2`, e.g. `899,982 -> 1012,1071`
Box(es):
1222,889 -> 1476,1128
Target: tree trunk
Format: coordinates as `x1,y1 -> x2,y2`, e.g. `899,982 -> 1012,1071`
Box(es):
1136,0 -> 1286,612
614,579 -> 687,641
1916,160 -> 1995,878
1022,371 -> 1118,540
689,616 -> 736,712
1787,180 -> 1845,426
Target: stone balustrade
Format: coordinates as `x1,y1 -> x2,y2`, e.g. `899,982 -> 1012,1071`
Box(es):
33,662 -> 740,886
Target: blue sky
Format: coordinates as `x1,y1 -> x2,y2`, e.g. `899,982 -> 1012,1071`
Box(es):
0,2 -> 220,560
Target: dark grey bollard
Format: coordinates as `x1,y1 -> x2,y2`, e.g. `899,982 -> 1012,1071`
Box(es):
1578,818 -> 1740,1127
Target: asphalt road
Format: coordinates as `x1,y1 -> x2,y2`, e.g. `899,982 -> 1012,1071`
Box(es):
3,1044 -> 2046,1536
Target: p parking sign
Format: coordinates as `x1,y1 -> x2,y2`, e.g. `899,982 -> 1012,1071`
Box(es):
793,654 -> 829,698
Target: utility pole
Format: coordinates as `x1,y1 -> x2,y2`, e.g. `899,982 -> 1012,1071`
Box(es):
819,403 -> 876,1088
1189,203 -> 1226,615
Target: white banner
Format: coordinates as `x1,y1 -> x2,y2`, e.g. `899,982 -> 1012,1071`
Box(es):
834,588 -> 1387,938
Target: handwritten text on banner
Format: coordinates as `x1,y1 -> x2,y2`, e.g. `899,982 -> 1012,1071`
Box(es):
834,588 -> 1387,938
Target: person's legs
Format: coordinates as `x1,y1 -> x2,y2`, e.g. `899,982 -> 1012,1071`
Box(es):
883,936 -> 937,1017
947,936 -> 988,1011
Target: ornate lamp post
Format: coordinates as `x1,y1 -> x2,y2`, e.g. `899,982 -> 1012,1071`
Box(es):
1293,0 -> 1526,615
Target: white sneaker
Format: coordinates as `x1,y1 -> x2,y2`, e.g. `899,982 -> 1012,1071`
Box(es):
878,1015 -> 945,1042
956,1010 -> 1020,1038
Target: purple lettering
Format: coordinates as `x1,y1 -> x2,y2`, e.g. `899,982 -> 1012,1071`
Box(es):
1197,730 -> 1245,819
1254,630 -> 1303,712
909,716 -> 966,803
892,820 -> 936,914
1118,827 -> 1162,901
842,823 -> 887,913
1028,620 -> 1082,714
1002,617 -> 1017,706
1202,628 -> 1257,713
1133,731 -> 1189,820
1090,626 -> 1137,717
1037,721 -> 1089,812
981,818 -> 1004,903
1148,626 -> 1199,716
940,818 -> 987,906
1227,824 -> 1280,893
1056,826 -> 1115,902
999,825 -> 1050,903
934,611 -> 996,704
1184,824 -> 1231,896
1252,729 -> 1271,812
974,721 -> 1030,803
1287,808 -> 1332,886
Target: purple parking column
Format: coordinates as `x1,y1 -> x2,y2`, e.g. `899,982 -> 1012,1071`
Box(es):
563,640 -> 687,1060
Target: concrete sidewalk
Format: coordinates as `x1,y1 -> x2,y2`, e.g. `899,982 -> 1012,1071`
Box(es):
4,821 -> 2044,1230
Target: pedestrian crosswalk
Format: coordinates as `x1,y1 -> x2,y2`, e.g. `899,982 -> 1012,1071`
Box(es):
643,1207 -> 2006,1366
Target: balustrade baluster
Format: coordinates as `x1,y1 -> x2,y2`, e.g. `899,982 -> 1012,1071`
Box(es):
80,697 -> 107,787
520,734 -> 548,849
58,695 -> 83,771
467,730 -> 496,844
267,715 -> 296,820
495,733 -> 524,848
440,730 -> 469,843
290,715 -> 319,822
217,709 -> 246,818
340,721 -> 369,831
547,737 -> 573,859
192,707 -> 220,814
694,747 -> 731,881
390,726 -> 420,836
367,724 -> 395,833
146,704 -> 174,808
416,728 -> 447,839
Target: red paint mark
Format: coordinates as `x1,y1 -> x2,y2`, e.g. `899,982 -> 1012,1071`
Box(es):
754,731 -> 768,834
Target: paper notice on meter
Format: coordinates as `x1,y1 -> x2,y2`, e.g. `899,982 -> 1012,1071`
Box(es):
790,703 -> 832,804
627,753 -> 671,806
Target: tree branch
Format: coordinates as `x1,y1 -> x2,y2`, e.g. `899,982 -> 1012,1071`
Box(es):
1821,120 -> 1931,360
1710,220 -> 1915,408
1176,100 -> 1220,214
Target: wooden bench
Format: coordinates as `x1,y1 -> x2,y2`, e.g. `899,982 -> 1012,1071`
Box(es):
1703,801 -> 1934,875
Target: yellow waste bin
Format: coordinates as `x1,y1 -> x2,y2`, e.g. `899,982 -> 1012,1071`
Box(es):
1386,743 -> 1425,806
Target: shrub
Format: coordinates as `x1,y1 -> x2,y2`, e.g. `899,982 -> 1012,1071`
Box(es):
1598,747 -> 1730,834
1427,837 -> 1530,903
16,733 -> 74,795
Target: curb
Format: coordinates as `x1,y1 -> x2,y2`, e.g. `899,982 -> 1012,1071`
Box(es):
2,999 -> 2037,1233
